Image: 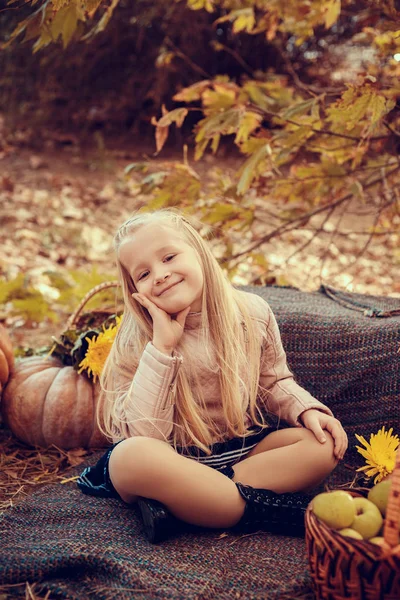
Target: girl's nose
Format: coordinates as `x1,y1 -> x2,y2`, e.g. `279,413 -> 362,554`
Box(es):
155,271 -> 171,285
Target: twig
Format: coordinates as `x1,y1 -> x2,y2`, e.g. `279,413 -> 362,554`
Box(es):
323,196 -> 397,281
299,226 -> 399,237
211,41 -> 254,77
278,46 -> 345,96
226,165 -> 400,262
285,205 -> 335,264
383,120 -> 400,137
165,37 -> 211,79
317,197 -> 351,286
249,104 -> 390,142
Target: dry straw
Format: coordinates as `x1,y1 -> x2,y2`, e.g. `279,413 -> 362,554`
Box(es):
0,423 -> 94,513
0,581 -> 52,599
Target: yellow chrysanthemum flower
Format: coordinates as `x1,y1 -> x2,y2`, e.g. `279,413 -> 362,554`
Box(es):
355,426 -> 400,484
78,316 -> 122,382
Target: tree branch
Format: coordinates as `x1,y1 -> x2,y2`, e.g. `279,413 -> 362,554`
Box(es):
317,198 -> 351,284
285,205 -> 336,264
299,226 -> 399,237
165,37 -> 211,79
210,41 -> 255,77
383,120 -> 400,137
249,104 -> 390,142
277,47 -> 345,97
322,203 -> 389,282
225,165 -> 400,262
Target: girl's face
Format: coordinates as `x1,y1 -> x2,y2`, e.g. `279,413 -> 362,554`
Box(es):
119,223 -> 204,314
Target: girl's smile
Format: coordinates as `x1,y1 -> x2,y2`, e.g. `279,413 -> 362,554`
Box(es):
157,279 -> 184,297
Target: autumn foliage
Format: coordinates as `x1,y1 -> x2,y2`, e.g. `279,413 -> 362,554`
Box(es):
2,0 -> 400,282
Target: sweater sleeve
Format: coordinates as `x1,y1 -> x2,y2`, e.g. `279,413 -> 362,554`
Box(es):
258,299 -> 334,427
114,341 -> 183,440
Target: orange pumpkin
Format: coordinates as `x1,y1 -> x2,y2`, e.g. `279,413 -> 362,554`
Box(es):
0,323 -> 14,388
1,356 -> 110,449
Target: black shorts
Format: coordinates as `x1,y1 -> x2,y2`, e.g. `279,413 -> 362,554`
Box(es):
77,425 -> 273,501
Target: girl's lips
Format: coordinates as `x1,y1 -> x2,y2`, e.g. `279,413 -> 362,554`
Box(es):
158,280 -> 183,296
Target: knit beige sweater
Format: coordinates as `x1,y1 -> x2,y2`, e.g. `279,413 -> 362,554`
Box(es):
114,291 -> 334,444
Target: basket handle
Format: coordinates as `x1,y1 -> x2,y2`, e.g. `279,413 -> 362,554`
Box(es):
65,281 -> 120,330
383,444 -> 400,548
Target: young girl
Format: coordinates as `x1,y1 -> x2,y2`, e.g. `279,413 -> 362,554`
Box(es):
78,208 -> 348,543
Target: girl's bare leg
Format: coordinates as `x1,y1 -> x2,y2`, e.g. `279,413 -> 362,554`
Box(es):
233,427 -> 338,493
108,428 -> 338,529
108,437 -> 245,529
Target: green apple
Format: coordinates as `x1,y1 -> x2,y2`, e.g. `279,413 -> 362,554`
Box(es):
368,480 -> 392,516
337,528 -> 363,540
369,536 -> 385,546
350,497 -> 383,539
312,491 -> 356,529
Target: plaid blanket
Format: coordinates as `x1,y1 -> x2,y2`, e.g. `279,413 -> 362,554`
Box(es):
0,284 -> 399,599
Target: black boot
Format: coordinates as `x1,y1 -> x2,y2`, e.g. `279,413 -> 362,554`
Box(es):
233,482 -> 313,537
136,464 -> 236,543
137,497 -> 183,543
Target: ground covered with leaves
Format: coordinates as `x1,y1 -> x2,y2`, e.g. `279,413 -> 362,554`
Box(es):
1,137 -> 398,345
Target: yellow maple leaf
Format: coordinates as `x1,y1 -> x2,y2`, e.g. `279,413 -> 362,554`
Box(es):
203,87 -> 236,111
232,9 -> 255,34
187,0 -> 214,12
173,81 -> 211,103
235,111 -> 262,144
327,84 -> 395,134
324,0 -> 341,29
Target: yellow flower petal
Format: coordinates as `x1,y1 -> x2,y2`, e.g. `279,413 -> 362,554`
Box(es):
355,426 -> 399,483
78,318 -> 121,382
355,434 -> 369,447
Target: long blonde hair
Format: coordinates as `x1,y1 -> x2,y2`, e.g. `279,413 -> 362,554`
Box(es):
98,208 -> 269,454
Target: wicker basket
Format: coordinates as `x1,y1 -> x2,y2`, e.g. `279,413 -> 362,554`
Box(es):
64,280 -> 120,331
305,447 -> 400,600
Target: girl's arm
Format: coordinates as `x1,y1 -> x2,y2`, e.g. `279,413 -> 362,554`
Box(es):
112,293 -> 190,441
113,342 -> 182,441
258,300 -> 334,427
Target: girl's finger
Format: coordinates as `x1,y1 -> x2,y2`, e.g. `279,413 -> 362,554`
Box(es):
337,428 -> 348,458
133,294 -> 154,315
329,425 -> 342,457
309,423 -> 327,444
325,420 -> 344,456
336,438 -> 346,459
133,293 -> 148,305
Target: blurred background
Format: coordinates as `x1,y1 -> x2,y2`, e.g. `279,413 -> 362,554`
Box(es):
0,0 -> 399,349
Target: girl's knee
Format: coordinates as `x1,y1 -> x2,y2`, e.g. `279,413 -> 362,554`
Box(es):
111,436 -> 174,471
302,428 -> 338,467
108,436 -> 175,502
315,431 -> 339,471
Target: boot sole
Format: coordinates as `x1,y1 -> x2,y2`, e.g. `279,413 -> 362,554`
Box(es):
137,498 -> 181,544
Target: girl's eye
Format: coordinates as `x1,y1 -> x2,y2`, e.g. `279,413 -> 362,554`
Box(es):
137,255 -> 175,281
